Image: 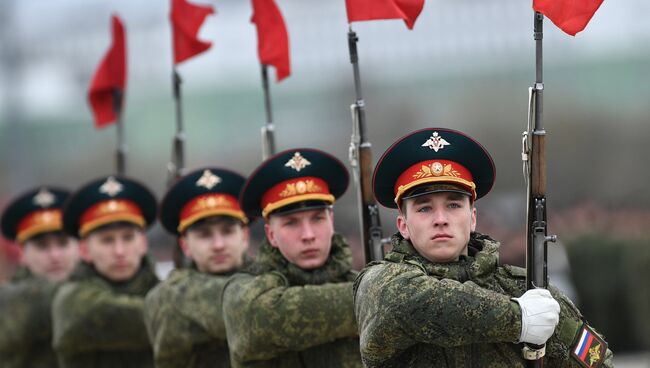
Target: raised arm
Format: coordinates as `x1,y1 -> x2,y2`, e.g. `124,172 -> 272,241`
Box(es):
144,273 -> 228,366
52,280 -> 150,355
223,272 -> 358,363
355,263 -> 522,363
0,281 -> 56,351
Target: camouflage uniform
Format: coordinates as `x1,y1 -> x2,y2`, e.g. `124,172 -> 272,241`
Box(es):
52,258 -> 159,368
223,234 -> 362,368
144,263 -> 249,368
354,233 -> 614,368
0,268 -> 59,368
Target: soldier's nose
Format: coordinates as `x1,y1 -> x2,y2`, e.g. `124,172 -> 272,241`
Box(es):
114,242 -> 126,256
212,236 -> 225,249
432,208 -> 448,226
301,223 -> 316,240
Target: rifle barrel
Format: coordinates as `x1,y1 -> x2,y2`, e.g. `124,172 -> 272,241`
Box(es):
260,64 -> 276,160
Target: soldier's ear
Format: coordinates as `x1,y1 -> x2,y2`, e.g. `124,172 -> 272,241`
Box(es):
178,236 -> 192,258
241,226 -> 250,250
264,222 -> 278,248
397,214 -> 410,240
470,207 -> 477,232
137,230 -> 149,255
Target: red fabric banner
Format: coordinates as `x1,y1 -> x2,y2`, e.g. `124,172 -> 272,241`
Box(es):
251,0 -> 291,81
533,0 -> 604,36
171,0 -> 215,64
345,0 -> 425,30
88,15 -> 127,129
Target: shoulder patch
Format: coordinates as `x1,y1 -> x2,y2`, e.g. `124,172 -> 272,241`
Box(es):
571,323 -> 607,368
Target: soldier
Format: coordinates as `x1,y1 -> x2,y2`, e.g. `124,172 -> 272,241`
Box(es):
0,187 -> 79,368
354,127 -> 614,368
51,175 -> 159,368
223,149 -> 362,368
144,167 -> 251,368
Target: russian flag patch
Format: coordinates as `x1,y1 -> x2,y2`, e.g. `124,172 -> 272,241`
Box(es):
571,324 -> 606,367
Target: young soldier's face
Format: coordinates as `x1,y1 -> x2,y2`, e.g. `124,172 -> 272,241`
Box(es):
22,233 -> 79,282
81,225 -> 148,282
397,192 -> 476,263
265,208 -> 334,270
180,218 -> 249,274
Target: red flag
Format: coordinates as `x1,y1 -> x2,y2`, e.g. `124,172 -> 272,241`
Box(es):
345,0 -> 425,30
88,15 -> 126,129
533,0 -> 604,36
251,0 -> 291,81
170,0 -> 215,64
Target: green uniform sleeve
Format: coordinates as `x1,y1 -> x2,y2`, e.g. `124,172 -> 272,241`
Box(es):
173,273 -> 229,337
52,279 -> 151,355
545,285 -> 614,367
355,263 -> 522,363
144,272 -> 228,367
223,272 -> 358,363
0,280 -> 56,352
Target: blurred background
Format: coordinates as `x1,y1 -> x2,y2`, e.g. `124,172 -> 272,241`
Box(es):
1,0 -> 649,364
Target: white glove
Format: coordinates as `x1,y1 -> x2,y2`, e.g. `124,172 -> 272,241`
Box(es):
512,288 -> 560,345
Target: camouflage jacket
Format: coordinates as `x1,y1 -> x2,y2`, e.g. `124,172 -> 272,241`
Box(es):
223,234 -> 362,368
0,268 -> 59,368
144,261 -> 251,368
354,233 -> 614,368
52,258 -> 159,368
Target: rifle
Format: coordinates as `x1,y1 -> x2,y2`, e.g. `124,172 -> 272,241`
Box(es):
168,69 -> 186,186
168,68 -> 186,268
521,12 -> 557,366
260,64 -> 276,160
347,29 -> 384,263
113,88 -> 126,175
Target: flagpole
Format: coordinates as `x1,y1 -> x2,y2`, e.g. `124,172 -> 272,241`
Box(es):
260,64 -> 276,160
113,88 -> 126,175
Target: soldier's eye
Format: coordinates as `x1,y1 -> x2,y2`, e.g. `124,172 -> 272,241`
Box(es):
283,219 -> 297,227
197,230 -> 211,238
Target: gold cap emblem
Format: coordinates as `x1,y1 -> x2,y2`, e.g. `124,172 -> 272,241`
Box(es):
99,177 -> 123,197
33,188 -> 56,208
431,162 -> 444,176
285,152 -> 311,172
196,170 -> 221,190
421,131 -> 450,152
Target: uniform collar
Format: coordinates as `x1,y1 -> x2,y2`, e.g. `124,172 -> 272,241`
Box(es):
385,232 -> 500,281
69,257 -> 159,296
244,233 -> 353,286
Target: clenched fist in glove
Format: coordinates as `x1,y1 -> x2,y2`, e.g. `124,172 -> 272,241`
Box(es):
512,288 -> 560,345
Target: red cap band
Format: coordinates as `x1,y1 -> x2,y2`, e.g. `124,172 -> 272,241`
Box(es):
394,160 -> 476,203
178,193 -> 247,233
261,176 -> 334,218
17,209 -> 63,243
79,199 -> 145,237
